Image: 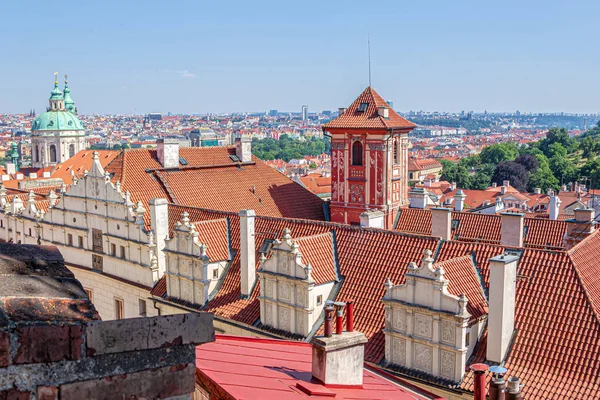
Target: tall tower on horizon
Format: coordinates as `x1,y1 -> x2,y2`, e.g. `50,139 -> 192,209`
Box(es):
322,87 -> 416,228
301,105 -> 308,124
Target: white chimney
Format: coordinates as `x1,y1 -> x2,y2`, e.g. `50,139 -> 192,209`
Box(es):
408,187 -> 428,209
338,107 -> 346,116
487,253 -> 518,363
5,163 -> 16,175
1,175 -> 9,182
42,171 -> 51,178
359,210 -> 384,229
500,186 -> 507,195
503,180 -> 510,188
157,138 -> 180,169
235,136 -> 252,163
149,198 -> 169,280
30,172 -> 38,179
492,182 -> 497,188
239,209 -> 256,296
533,188 -> 541,194
431,207 -> 452,240
454,189 -> 466,212
549,194 -> 561,221
451,182 -> 457,191
377,106 -> 389,118
311,331 -> 367,386
500,213 -> 524,248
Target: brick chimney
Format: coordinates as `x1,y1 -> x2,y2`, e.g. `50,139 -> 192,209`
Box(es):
487,253 -> 518,363
454,189 -> 466,212
564,208 -> 596,250
235,136 -> 252,163
431,207 -> 452,240
311,304 -> 368,386
359,210 -> 384,229
239,209 -> 256,296
549,193 -> 561,221
500,212 -> 524,248
157,138 -> 180,169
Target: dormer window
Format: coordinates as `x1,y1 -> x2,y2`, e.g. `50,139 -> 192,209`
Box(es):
357,102 -> 369,112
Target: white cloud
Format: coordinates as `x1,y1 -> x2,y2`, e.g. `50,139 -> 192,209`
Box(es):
176,70 -> 196,79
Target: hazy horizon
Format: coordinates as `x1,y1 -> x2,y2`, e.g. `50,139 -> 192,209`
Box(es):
2,1 -> 598,115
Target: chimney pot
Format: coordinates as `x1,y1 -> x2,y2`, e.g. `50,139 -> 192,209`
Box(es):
470,363 -> 489,400
324,306 -> 334,338
346,300 -> 354,332
506,377 -> 523,400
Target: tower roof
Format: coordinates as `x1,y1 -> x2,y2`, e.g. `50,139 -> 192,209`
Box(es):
63,74 -> 76,112
323,87 -> 416,130
49,73 -> 63,101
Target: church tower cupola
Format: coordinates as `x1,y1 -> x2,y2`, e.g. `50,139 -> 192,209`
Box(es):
48,72 -> 65,111
63,74 -> 77,114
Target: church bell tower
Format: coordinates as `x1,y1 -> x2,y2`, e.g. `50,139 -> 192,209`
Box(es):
322,87 -> 415,229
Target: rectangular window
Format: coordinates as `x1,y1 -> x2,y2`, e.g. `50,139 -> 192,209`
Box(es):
111,243 -> 116,256
316,295 -> 323,306
213,269 -> 219,279
465,331 -> 470,347
0,220 -> 3,228
84,288 -> 93,302
28,228 -> 32,237
120,245 -> 126,259
78,236 -> 84,248
115,298 -> 124,320
67,233 -> 73,246
139,299 -> 147,316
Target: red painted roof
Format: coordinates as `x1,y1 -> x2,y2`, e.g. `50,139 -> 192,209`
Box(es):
323,87 -> 416,130
196,335 -> 438,399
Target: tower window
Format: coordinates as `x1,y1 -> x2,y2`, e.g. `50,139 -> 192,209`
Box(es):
69,144 -> 75,158
394,140 -> 399,164
352,141 -> 363,166
49,145 -> 57,163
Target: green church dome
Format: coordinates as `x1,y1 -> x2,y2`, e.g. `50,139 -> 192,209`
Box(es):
32,110 -> 84,132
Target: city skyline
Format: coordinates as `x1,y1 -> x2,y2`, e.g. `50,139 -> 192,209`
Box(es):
1,1 -> 599,115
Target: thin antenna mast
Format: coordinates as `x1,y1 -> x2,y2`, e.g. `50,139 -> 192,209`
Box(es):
368,35 -> 372,87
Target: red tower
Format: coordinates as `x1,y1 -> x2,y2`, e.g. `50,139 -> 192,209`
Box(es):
323,87 -> 416,228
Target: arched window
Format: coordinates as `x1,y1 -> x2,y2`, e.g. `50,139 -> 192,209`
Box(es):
34,145 -> 39,163
352,141 -> 363,166
69,144 -> 75,158
50,145 -> 57,163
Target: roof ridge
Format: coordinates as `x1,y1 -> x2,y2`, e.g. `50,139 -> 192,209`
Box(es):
432,254 -> 472,268
193,217 -> 228,225
567,227 -> 600,254
294,231 -> 333,242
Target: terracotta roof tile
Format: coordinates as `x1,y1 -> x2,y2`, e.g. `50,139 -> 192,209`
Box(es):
323,87 -> 416,130
193,218 -> 231,261
295,233 -> 338,285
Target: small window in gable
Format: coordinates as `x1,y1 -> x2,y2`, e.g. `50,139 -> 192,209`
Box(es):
465,331 -> 470,347
316,295 -> 323,306
213,269 -> 219,279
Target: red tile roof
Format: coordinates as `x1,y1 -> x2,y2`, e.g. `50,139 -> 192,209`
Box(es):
193,218 -> 231,261
196,335 -> 437,400
297,175 -> 331,196
323,87 -> 416,130
104,147 -> 325,224
395,208 -> 568,249
154,204 -> 600,399
295,233 -> 338,285
51,150 -> 119,184
433,255 -> 488,320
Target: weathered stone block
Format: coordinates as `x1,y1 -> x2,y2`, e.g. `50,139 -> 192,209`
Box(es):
0,389 -> 31,400
13,325 -> 83,364
59,363 -> 196,400
37,386 -> 58,400
86,313 -> 214,356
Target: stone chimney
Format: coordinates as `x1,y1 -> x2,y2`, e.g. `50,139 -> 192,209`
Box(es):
338,107 -> 346,116
549,194 -> 561,221
235,136 -> 252,163
454,189 -> 466,212
564,208 -> 596,250
533,188 -> 541,195
377,106 -> 389,118
500,186 -> 507,195
360,210 -> 384,228
503,180 -> 510,188
239,209 -> 256,296
500,213 -> 524,248
431,207 -> 452,240
5,163 -> 16,175
408,187 -> 428,209
487,253 -> 518,363
157,138 -> 180,169
492,182 -> 497,188
311,306 -> 368,386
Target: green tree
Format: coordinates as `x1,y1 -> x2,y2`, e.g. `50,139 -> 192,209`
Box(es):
528,154 -> 559,192
479,142 -> 519,165
440,160 -> 470,188
469,164 -> 495,190
580,136 -> 598,159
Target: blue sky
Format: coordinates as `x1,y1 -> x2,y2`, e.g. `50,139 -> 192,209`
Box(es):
2,1 -> 598,115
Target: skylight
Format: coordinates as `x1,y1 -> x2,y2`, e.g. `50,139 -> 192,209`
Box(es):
357,102 -> 369,112
179,157 -> 188,166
